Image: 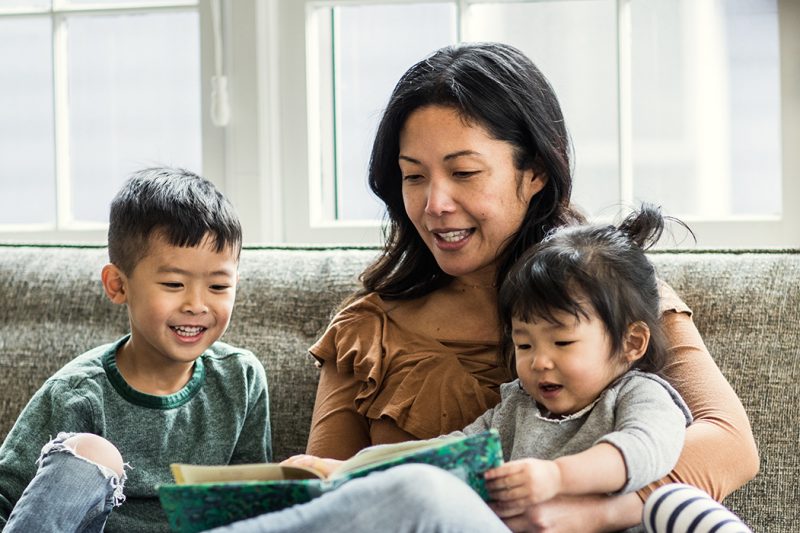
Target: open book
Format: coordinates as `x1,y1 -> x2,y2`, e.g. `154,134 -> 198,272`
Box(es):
158,429 -> 503,533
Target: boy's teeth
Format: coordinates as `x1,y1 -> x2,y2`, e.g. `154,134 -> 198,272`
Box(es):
438,230 -> 470,242
173,326 -> 204,337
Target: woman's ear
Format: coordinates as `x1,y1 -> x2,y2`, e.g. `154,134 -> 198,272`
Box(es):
623,321 -> 650,363
101,263 -> 128,305
520,168 -> 548,202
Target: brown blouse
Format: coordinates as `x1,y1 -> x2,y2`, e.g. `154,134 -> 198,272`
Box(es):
307,282 -> 759,503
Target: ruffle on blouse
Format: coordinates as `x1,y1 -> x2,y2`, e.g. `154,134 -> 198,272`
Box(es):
310,295 -> 509,439
658,279 -> 693,315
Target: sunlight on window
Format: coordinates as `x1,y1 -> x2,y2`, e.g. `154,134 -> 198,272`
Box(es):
310,2 -> 456,222
0,16 -> 55,225
68,12 -> 202,224
631,0 -> 781,218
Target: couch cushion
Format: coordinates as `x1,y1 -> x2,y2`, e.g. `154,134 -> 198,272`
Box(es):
0,245 -> 798,532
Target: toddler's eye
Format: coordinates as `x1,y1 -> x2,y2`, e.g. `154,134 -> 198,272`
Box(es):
210,284 -> 231,291
555,340 -> 575,347
516,344 -> 531,350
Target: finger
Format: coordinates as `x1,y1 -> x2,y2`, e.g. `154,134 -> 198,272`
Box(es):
485,462 -> 525,480
502,514 -> 534,533
489,502 -> 523,519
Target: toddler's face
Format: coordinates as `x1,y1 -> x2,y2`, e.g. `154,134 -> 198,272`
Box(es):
120,232 -> 238,367
512,306 -> 629,417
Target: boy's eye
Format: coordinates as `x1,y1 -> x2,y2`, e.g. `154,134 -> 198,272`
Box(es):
160,282 -> 182,289
210,284 -> 231,291
555,340 -> 575,347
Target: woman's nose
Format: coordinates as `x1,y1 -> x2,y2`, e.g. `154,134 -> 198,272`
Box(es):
424,178 -> 456,216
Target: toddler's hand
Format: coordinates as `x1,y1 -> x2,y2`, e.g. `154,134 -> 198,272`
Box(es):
485,458 -> 562,509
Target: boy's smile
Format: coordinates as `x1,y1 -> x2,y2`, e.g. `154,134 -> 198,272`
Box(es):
103,232 -> 238,394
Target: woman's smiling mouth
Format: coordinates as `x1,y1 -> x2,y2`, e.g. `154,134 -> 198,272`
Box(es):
432,228 -> 475,249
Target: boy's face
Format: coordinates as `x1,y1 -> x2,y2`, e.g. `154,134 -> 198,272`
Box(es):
114,233 -> 238,367
511,306 -> 629,416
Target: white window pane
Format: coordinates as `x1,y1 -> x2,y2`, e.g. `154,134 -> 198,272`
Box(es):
329,3 -> 457,221
0,16 -> 55,225
631,0 -> 781,217
0,0 -> 49,9
67,11 -> 202,223
465,0 -> 619,216
67,0 -> 195,5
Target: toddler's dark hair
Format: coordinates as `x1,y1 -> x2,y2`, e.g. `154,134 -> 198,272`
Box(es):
107,167 -> 242,274
498,203 -> 687,375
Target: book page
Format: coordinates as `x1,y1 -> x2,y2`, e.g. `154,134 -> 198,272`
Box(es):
330,434 -> 461,479
171,462 -> 325,484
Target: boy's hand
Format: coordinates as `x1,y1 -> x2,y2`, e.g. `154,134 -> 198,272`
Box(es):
281,454 -> 343,477
485,458 -> 562,508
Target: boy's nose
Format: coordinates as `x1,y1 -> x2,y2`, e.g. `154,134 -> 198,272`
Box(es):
181,292 -> 208,314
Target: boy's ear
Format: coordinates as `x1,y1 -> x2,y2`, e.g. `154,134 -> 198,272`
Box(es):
101,263 -> 128,305
623,321 -> 650,363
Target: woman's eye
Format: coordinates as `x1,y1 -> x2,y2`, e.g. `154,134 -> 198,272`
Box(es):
402,174 -> 424,182
453,171 -> 478,179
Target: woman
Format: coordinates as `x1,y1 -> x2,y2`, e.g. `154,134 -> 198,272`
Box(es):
303,41 -> 758,531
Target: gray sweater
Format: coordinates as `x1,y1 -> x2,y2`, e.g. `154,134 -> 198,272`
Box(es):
458,370 -> 692,494
0,336 -> 271,532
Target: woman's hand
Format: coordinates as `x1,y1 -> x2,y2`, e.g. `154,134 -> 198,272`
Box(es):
280,454 -> 344,478
489,491 -> 644,533
485,458 -> 562,508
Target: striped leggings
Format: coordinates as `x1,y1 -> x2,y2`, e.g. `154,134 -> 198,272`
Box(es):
643,483 -> 753,533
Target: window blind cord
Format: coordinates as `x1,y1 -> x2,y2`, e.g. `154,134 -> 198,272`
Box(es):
210,0 -> 230,127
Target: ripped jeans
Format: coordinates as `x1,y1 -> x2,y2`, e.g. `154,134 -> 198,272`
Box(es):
4,432 -> 127,533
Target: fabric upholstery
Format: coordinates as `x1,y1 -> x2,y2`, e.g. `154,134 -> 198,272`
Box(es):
0,245 -> 797,531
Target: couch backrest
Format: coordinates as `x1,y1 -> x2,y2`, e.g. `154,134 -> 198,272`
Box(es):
1,245 -> 798,531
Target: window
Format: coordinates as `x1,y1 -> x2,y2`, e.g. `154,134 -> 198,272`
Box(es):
270,0 -> 798,247
0,0 -> 213,242
1,0 -> 797,248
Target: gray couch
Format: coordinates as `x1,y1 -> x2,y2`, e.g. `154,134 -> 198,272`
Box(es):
1,244 -> 798,531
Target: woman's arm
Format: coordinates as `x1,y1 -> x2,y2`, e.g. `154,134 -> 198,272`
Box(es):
306,361 -> 371,459
493,492 -> 643,533
638,310 -> 759,501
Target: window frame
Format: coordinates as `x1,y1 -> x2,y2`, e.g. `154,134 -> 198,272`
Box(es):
1,0 -> 797,248
0,0 -> 224,244
253,0 -> 800,248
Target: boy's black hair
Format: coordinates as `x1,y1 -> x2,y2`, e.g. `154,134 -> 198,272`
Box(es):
107,167 -> 242,274
498,203 -> 690,375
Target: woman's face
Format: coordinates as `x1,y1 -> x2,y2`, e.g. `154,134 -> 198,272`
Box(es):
399,105 -> 546,285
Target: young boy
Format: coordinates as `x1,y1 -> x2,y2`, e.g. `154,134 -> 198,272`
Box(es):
0,168 -> 271,532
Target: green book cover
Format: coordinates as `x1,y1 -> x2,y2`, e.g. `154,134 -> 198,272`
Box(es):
158,429 -> 503,533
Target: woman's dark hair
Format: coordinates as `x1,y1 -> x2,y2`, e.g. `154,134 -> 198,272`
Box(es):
358,42 -> 582,300
108,167 -> 242,275
497,203 -> 689,375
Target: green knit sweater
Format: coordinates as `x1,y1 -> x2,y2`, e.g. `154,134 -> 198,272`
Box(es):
0,336 -> 271,532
